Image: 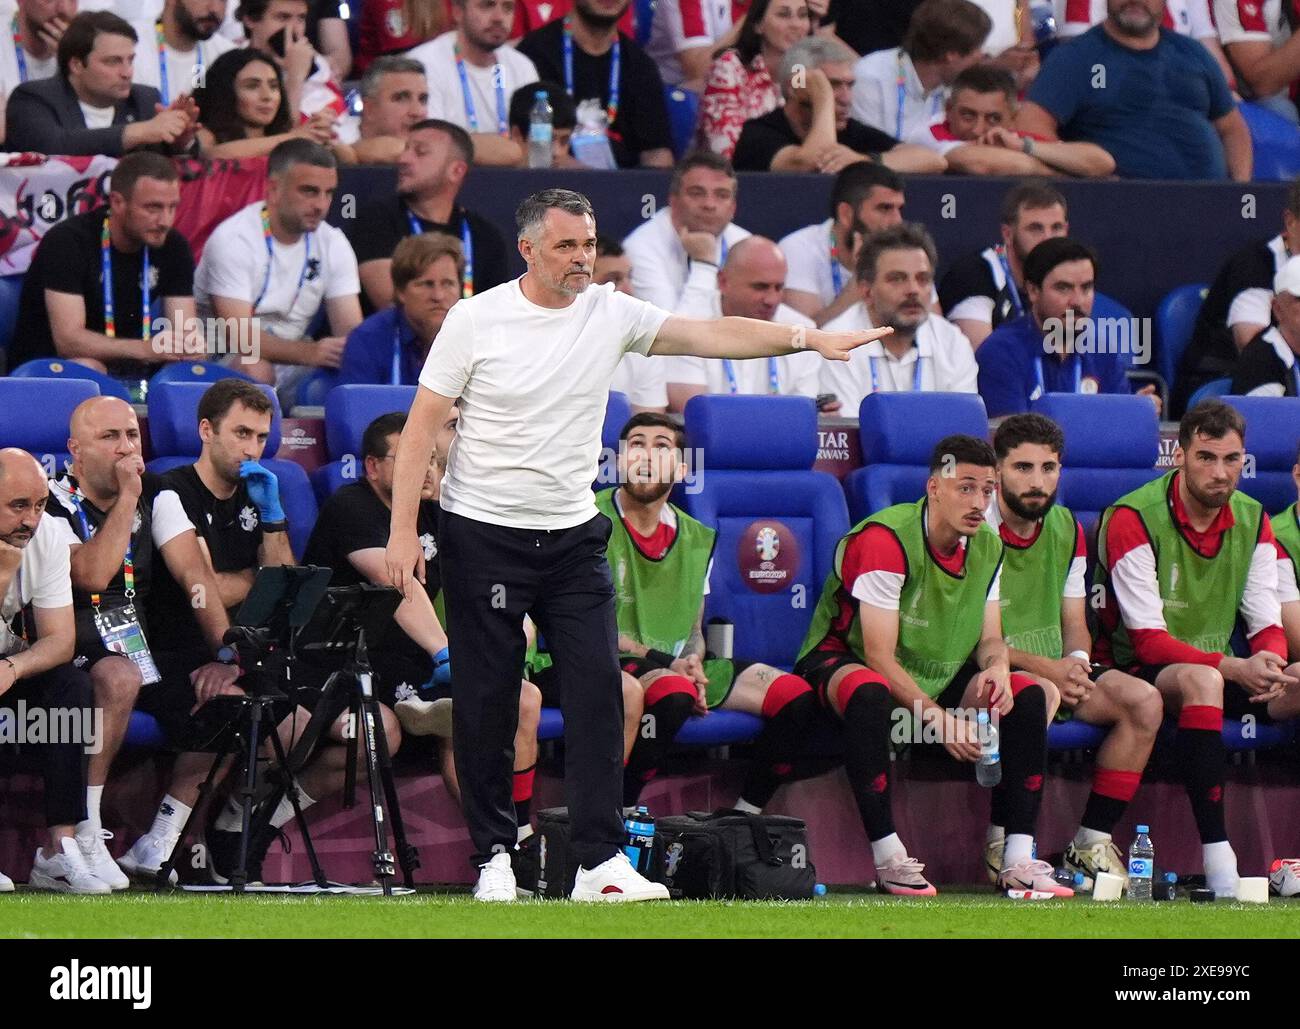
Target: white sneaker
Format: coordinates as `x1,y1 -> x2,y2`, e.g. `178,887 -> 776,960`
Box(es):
395,694 -> 454,738
76,828 -> 130,891
117,830 -> 181,886
473,852 -> 517,902
571,851 -> 670,903
0,868 -> 13,892
30,838 -> 112,895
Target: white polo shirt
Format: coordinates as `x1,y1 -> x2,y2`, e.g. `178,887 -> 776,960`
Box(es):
623,207 -> 752,312
850,47 -> 946,141
0,512 -> 73,657
411,31 -> 538,135
419,277 -> 672,530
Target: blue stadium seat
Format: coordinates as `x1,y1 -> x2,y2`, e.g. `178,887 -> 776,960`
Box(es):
1222,717 -> 1295,751
1187,377 -> 1232,408
10,358 -> 132,402
1222,396 -> 1300,513
538,706 -> 564,742
315,384 -> 417,500
148,360 -> 254,390
679,395 -> 848,678
1029,393 -> 1161,539
594,390 -> 632,487
665,86 -> 699,158
844,392 -> 990,523
676,709 -> 763,745
635,0 -> 655,45
1155,284 -> 1208,393
0,377 -> 99,477
124,710 -> 167,748
0,274 -> 23,359
1047,719 -> 1106,750
296,368 -> 340,408
1239,101 -> 1300,181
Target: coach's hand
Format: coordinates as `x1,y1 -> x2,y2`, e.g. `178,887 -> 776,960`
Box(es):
942,710 -> 982,763
804,324 -> 894,362
386,530 -> 426,603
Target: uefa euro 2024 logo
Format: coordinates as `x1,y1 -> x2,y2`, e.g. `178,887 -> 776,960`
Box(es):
755,526 -> 781,562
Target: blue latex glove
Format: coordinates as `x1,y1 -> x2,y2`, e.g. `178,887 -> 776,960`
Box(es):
240,460 -> 285,523
432,646 -> 451,685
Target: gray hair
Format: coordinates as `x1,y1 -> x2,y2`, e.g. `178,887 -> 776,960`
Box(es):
515,188 -> 595,242
856,222 -> 938,283
778,36 -> 858,87
268,138 -> 336,178
361,56 -> 426,99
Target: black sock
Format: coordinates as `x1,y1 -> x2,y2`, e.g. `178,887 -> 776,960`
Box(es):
989,785 -> 1008,831
841,685 -> 895,842
995,684 -> 1047,838
740,690 -> 822,809
1177,727 -> 1228,844
512,764 -> 535,829
623,690 -> 695,807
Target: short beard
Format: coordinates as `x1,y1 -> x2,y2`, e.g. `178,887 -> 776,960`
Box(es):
1185,475 -> 1232,510
622,478 -> 673,505
1109,5 -> 1158,36
1002,486 -> 1056,522
575,2 -> 627,30
176,5 -> 219,41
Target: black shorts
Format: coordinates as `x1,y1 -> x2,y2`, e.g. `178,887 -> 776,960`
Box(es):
794,648 -> 987,711
136,648 -> 211,749
1131,662 -> 1279,724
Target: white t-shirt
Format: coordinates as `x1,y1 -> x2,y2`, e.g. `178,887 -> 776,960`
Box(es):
79,101 -> 117,129
419,277 -> 672,529
0,513 -> 73,657
196,201 -> 361,346
130,22 -> 236,103
819,301 -> 979,411
645,0 -> 734,86
623,207 -> 752,312
411,31 -> 538,135
0,25 -> 57,109
780,218 -> 854,310
850,48 -> 946,141
610,352 -> 669,409
1058,0 -> 1215,38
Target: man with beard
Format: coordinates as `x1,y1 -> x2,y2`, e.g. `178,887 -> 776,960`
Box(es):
345,118 -> 509,314
0,0 -> 75,140
1095,401 -> 1300,897
133,0 -> 236,106
988,414 -> 1162,891
1015,0 -> 1251,180
818,223 -> 977,411
590,414 -> 826,809
976,237 -> 1160,417
410,0 -> 535,167
338,234 -> 463,386
517,0 -> 674,168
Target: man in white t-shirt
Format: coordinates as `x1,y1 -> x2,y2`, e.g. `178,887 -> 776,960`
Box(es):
665,235 -> 824,411
131,0 -> 233,105
333,54 -> 427,161
0,448 -> 111,895
644,0 -> 732,91
821,223 -> 978,413
410,0 -> 536,167
196,138 -> 362,404
383,187 -> 890,903
596,235 -> 667,413
0,0 -> 74,140
622,150 -> 751,312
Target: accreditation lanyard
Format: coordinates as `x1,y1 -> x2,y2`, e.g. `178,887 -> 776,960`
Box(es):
829,223 -> 844,296
1034,352 -> 1083,396
563,16 -> 620,126
895,50 -> 942,140
255,205 -> 313,312
11,14 -> 28,82
454,42 -> 507,135
870,352 -> 924,394
406,206 -> 475,298
155,21 -> 203,107
102,218 -> 151,341
69,490 -> 135,610
995,244 -> 1024,318
723,357 -> 778,395
391,321 -> 408,385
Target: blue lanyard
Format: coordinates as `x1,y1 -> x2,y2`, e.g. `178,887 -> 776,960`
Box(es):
995,244 -> 1024,318
1034,352 -> 1083,396
1291,359 -> 1300,398
406,206 -> 475,298
11,15 -> 28,83
154,21 -> 203,107
722,357 -> 779,395
563,17 -> 620,126
68,488 -> 135,604
454,42 -> 507,136
895,50 -> 942,140
101,217 -> 151,341
869,352 -> 924,393
254,205 -> 312,312
391,320 -> 405,385
829,224 -> 843,296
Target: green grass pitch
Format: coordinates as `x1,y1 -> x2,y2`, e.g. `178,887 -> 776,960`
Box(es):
2,890 -> 1296,939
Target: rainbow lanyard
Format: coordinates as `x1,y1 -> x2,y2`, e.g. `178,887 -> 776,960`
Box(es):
102,218 -> 151,341
69,486 -> 135,609
723,357 -> 778,395
406,206 -> 475,298
870,351 -> 924,393
895,49 -> 942,140
255,205 -> 313,312
155,20 -> 203,107
563,16 -> 619,126
829,223 -> 844,295
454,41 -> 507,136
10,14 -> 28,82
994,244 -> 1024,318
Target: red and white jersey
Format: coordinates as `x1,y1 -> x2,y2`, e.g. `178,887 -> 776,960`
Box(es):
1213,0 -> 1292,47
646,0 -> 741,86
1056,0 -> 1216,38
844,522 -> 1002,611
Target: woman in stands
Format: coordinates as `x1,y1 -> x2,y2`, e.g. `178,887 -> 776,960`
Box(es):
696,0 -> 816,160
195,49 -> 340,160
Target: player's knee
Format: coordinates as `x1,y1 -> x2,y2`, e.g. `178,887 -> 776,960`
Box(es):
91,657 -> 142,708
1007,676 -> 1047,721
1178,664 -> 1224,705
830,666 -> 888,718
644,674 -> 697,709
621,672 -> 643,719
1126,680 -> 1165,737
518,681 -> 542,728
759,671 -> 813,719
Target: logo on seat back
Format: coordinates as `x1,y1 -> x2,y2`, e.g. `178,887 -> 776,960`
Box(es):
737,520 -> 801,594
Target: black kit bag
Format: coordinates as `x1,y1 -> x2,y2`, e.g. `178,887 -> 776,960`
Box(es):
653,810 -> 817,900
520,807 -> 579,899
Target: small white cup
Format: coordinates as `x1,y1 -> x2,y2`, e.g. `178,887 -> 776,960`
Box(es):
1093,871 -> 1126,901
1236,877 -> 1269,904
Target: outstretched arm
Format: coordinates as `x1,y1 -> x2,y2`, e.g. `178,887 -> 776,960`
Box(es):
649,314 -> 891,362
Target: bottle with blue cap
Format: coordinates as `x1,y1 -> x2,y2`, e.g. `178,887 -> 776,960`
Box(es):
623,805 -> 655,874
1127,824 -> 1154,900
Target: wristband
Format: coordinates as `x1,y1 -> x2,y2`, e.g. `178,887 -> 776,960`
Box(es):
645,649 -> 676,669
1067,650 -> 1090,662
261,520 -> 288,534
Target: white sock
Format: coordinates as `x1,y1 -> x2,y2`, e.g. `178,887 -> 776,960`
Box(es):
870,832 -> 907,865
150,794 -> 191,838
986,824 -> 1005,846
733,798 -> 762,814
76,784 -> 105,838
1073,826 -> 1111,849
270,789 -> 314,830
1004,833 -> 1034,867
1203,840 -> 1238,897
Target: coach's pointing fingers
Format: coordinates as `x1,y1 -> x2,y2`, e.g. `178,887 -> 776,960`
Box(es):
805,325 -> 894,362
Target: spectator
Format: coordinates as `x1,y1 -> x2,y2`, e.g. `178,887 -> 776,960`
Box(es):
1174,178 -> 1299,412
195,47 -> 338,158
517,0 -> 675,168
596,235 -> 668,412
939,179 -> 1069,349
507,79 -> 580,165
1016,0 -> 1251,180
646,0 -> 739,91
622,150 -> 751,311
11,152 -> 196,381
909,63 -> 1116,177
306,0 -> 351,80
0,0 -> 76,143
850,0 -> 991,141
238,0 -> 344,122
820,223 -> 978,410
0,449 -> 107,894
663,235 -> 821,411
731,36 -> 946,173
780,161 -> 906,325
133,0 -> 236,106
409,0 -> 537,166
1232,256 -> 1300,397
195,139 -> 363,401
344,118 -> 509,313
334,55 -> 429,162
696,0 -> 810,160
5,10 -> 200,156
976,237 -> 1160,415
356,0 -> 445,75
507,0 -> 637,41
338,232 -> 464,386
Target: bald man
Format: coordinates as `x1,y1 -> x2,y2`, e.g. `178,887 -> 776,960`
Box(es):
664,235 -> 829,413
0,448 -> 110,893
45,397 -> 238,888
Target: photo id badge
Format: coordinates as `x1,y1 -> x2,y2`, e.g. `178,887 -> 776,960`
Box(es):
92,604 -> 160,685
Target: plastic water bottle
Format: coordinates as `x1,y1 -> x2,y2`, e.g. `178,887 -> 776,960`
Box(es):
1127,825 -> 1155,900
623,805 -> 655,874
976,710 -> 1001,787
528,90 -> 553,169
